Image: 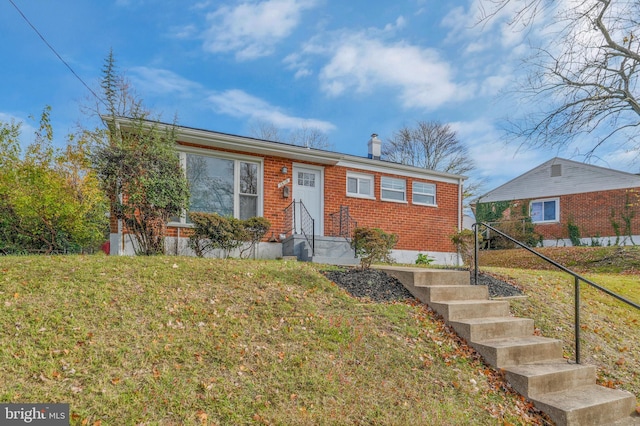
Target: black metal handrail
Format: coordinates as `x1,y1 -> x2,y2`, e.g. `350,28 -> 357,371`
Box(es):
328,205 -> 357,240
283,200 -> 315,256
473,222 -> 640,364
298,201 -> 315,257
283,201 -> 295,237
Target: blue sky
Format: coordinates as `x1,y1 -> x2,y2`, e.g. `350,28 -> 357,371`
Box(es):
1,0 -> 638,193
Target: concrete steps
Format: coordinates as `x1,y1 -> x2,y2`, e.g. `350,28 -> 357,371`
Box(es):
282,235 -> 359,266
375,266 -> 639,426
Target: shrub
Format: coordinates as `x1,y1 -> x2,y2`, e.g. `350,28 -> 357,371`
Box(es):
450,229 -> 478,267
351,227 -> 397,269
188,212 -> 271,259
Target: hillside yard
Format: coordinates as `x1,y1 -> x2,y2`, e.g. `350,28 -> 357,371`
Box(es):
479,246 -> 640,399
0,255 -> 549,426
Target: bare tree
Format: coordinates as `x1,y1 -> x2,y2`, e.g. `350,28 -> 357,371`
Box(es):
382,121 -> 482,200
249,120 -> 333,150
383,121 -> 476,174
482,0 -> 640,156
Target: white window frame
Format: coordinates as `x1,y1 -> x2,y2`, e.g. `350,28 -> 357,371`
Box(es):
171,148 -> 263,225
380,176 -> 407,203
412,181 -> 436,206
530,198 -> 559,223
346,172 -> 375,199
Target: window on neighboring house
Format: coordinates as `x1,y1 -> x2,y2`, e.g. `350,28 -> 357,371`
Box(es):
346,172 -> 374,198
413,182 -> 436,205
530,198 -> 559,223
381,177 -> 406,202
174,151 -> 262,223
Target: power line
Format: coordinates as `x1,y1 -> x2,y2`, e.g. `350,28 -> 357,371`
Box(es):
8,0 -> 103,104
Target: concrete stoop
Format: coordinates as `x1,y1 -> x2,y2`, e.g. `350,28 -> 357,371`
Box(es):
375,266 -> 639,426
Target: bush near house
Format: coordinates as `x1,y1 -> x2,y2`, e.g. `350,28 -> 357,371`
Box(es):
351,227 -> 397,269
188,212 -> 270,258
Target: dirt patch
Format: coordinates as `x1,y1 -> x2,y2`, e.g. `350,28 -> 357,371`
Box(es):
323,268 -> 523,302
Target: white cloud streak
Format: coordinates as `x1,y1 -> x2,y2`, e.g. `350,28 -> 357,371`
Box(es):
207,89 -> 336,132
202,0 -> 318,60
295,31 -> 470,110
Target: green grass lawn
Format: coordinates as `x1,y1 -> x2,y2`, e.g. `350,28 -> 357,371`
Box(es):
480,265 -> 640,399
0,255 -> 545,425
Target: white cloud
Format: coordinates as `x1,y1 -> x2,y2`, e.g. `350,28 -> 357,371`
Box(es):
299,31 -> 468,110
129,67 -> 202,96
451,119 -> 546,191
207,89 -> 335,132
202,0 -> 318,60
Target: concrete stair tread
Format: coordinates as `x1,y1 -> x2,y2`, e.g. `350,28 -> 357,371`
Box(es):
476,335 -> 561,347
451,316 -> 528,326
431,299 -> 506,306
532,385 -> 637,426
449,316 -> 535,342
504,359 -> 596,377
504,359 -> 597,398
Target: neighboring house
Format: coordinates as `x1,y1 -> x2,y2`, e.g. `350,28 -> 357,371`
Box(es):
109,121 -> 467,265
474,157 -> 640,246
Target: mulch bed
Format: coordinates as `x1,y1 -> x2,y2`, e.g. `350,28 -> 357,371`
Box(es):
323,268 -> 523,303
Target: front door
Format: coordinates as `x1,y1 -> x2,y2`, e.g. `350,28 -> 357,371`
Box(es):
292,165 -> 323,235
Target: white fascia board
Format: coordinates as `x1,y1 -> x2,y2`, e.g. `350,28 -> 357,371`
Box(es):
177,127 -> 342,165
336,158 -> 466,184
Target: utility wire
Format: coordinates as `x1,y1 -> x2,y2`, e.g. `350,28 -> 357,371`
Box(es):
8,0 -> 104,105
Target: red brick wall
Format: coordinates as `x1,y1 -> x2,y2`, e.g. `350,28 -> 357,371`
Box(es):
514,188 -> 640,240
323,167 -> 459,252
153,142 -> 461,253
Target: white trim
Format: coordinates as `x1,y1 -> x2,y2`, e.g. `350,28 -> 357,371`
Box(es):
381,176 -> 406,202
346,171 -> 375,199
292,163 -> 325,235
412,181 -> 437,206
337,159 -> 463,184
530,197 -> 560,223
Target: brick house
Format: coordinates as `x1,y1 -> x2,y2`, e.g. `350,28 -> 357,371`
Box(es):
474,157 -> 640,246
109,121 -> 466,264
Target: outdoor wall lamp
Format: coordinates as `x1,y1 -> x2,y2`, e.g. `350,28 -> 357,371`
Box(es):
281,166 -> 288,174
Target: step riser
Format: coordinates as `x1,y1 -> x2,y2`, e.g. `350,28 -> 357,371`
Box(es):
426,286 -> 489,302
449,318 -> 534,342
471,340 -> 563,368
429,301 -> 511,322
533,391 -> 637,426
380,268 -> 470,287
505,364 -> 596,399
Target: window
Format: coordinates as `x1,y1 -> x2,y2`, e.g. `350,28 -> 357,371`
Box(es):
381,177 -> 406,202
530,198 -> 559,223
176,151 -> 261,223
297,172 -> 316,187
413,182 -> 436,205
346,172 -> 374,198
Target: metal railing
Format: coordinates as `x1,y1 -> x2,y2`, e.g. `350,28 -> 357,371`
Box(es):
283,200 -> 315,257
473,222 -> 640,364
328,205 -> 357,240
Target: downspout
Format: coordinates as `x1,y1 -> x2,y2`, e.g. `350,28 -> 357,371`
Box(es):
458,177 -> 464,267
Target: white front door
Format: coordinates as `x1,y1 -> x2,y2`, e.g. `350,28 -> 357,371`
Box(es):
292,165 -> 323,236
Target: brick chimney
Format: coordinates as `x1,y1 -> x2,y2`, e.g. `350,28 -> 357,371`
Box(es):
367,133 -> 381,160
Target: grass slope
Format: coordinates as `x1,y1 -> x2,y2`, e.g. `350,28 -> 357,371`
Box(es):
480,246 -> 640,400
0,256 -> 545,425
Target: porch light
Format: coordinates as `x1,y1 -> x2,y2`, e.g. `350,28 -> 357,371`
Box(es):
281,166 -> 288,174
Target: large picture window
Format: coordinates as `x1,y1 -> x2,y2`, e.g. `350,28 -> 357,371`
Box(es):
381,177 -> 406,202
175,151 -> 262,223
530,198 -> 559,223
